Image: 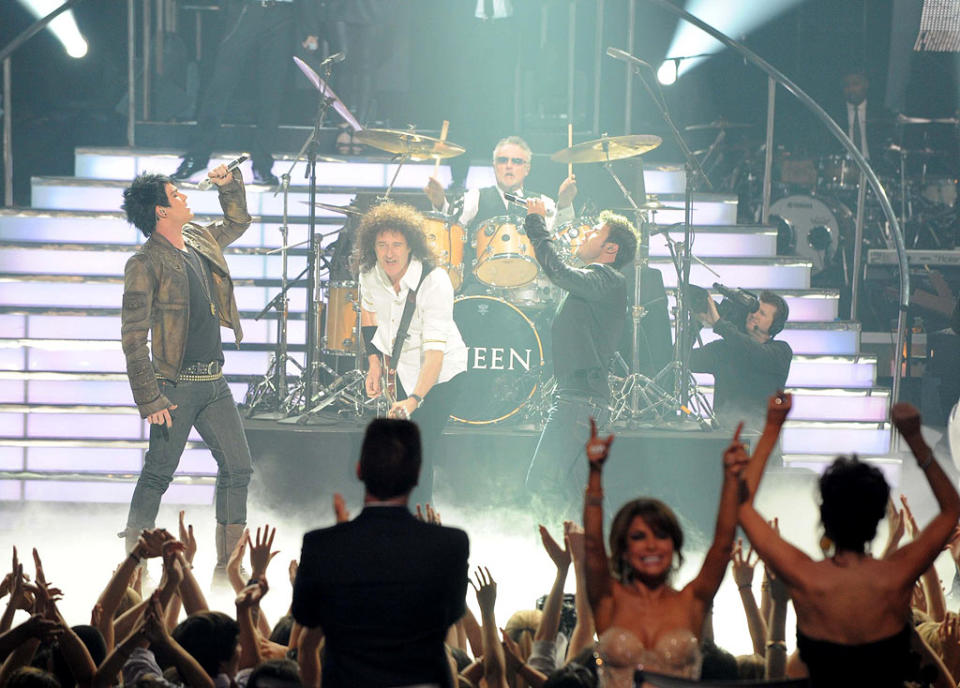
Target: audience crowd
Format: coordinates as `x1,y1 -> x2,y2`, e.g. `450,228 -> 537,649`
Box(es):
1,398 -> 960,688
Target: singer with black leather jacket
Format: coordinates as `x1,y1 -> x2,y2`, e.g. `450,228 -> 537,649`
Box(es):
690,290 -> 793,427
521,201 -> 637,518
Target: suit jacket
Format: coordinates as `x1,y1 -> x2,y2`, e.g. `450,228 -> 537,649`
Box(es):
292,506 -> 469,688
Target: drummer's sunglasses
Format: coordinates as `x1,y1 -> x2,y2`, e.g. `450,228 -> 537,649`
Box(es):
495,156 -> 529,165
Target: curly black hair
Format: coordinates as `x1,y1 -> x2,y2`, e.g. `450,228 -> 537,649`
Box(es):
352,202 -> 435,274
121,172 -> 172,238
819,455 -> 889,553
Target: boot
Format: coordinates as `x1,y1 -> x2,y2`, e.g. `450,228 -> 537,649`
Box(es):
212,523 -> 247,589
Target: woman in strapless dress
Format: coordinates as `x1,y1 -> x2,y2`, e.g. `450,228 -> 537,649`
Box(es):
737,397 -> 960,687
582,417 -> 750,679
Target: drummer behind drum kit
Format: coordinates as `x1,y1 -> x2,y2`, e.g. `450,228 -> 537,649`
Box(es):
767,113 -> 959,287
245,120 -> 692,426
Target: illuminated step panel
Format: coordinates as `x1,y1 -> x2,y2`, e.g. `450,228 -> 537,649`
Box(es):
0,478 -> 213,504
780,421 -> 890,455
781,456 -> 901,486
692,355 -> 876,389
665,289 -> 840,322
649,225 -> 777,258
0,375 -> 248,406
651,256 -> 811,290
0,209 -> 340,247
73,147 -> 689,196
672,321 -> 860,356
0,314 -> 308,347
694,387 -> 890,422
74,147 -> 498,189
33,177 -> 739,221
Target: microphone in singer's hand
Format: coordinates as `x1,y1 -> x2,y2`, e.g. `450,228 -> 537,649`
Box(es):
196,153 -> 249,190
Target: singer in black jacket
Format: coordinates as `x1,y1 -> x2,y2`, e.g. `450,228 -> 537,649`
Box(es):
690,290 -> 792,427
522,201 -> 636,518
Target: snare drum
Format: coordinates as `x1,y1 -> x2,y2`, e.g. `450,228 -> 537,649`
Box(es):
473,215 -> 539,287
423,212 -> 465,291
451,296 -> 544,424
321,281 -> 359,355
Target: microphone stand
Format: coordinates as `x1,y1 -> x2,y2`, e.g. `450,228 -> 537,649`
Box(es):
613,49 -> 715,428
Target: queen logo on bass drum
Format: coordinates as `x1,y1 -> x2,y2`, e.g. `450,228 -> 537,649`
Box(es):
450,296 -> 544,425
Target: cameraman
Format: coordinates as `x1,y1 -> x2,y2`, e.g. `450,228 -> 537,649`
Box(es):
690,290 -> 793,427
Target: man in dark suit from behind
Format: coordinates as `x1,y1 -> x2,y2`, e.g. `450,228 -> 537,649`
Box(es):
291,419 -> 469,688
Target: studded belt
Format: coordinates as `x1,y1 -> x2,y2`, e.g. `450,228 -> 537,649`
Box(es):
172,360 -> 223,382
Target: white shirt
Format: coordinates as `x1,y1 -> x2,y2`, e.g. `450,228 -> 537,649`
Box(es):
441,186 -> 575,232
846,100 -> 869,159
474,0 -> 513,19
360,258 -> 467,395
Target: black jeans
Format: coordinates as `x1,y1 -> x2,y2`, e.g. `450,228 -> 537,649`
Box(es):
126,376 -> 253,532
398,373 -> 466,510
188,3 -> 295,167
525,388 -> 611,522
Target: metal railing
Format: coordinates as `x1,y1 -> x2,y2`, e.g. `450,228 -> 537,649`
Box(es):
645,0 -> 910,441
1,0 -> 86,207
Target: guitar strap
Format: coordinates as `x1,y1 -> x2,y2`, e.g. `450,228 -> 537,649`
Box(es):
388,265 -> 433,370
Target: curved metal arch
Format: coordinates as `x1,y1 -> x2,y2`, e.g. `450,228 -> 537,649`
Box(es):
645,0 -> 910,419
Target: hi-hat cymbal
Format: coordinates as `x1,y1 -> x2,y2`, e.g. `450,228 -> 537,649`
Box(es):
353,128 -> 465,161
896,113 -> 960,125
550,134 -> 662,164
685,119 -> 753,131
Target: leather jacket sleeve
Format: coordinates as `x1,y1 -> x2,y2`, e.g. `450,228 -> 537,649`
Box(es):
206,168 -> 252,249
524,212 -> 621,301
121,254 -> 171,418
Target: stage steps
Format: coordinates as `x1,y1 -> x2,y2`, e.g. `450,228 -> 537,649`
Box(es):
0,147 -> 896,502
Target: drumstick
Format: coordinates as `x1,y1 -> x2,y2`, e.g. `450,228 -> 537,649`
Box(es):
567,123 -> 573,178
434,120 -> 449,178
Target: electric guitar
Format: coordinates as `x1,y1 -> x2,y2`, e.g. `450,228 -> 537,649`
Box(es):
380,353 -> 408,420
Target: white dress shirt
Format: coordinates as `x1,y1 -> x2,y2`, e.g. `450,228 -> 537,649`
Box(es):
360,258 -> 467,395
847,100 -> 870,159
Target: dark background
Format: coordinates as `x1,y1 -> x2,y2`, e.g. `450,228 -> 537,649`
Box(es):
2,0 -> 959,206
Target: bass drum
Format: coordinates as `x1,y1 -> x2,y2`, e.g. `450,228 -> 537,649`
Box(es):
769,194 -> 852,276
451,296 -> 544,424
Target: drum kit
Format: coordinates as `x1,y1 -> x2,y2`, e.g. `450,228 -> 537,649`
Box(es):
761,115 -> 960,286
243,117 -> 711,427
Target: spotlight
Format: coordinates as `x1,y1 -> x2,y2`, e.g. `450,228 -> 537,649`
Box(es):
657,60 -> 678,86
660,0 -> 803,80
16,0 -> 88,58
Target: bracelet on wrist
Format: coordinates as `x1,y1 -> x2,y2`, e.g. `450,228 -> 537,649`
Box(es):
409,393 -> 423,407
738,583 -> 751,590
246,577 -> 260,586
585,495 -> 603,506
919,451 -> 934,470
766,640 -> 787,650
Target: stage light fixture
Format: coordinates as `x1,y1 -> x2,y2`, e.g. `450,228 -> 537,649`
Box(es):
16,0 -> 88,58
658,0 -> 803,82
657,59 -> 678,85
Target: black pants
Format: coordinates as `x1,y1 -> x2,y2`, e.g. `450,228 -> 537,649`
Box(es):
398,372 -> 466,510
188,3 -> 295,167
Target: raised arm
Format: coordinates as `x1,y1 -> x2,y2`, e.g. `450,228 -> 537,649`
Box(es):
740,392 -> 792,503
688,423 -> 749,604
887,403 -> 960,587
472,567 -> 508,688
901,495 -> 947,622
583,418 -> 615,629
564,522 -> 596,662
206,167 -> 252,248
534,524 -> 570,644
731,539 -> 767,657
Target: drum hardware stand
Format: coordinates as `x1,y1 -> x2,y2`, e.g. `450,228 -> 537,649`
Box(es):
609,48 -> 716,428
244,172 -> 307,418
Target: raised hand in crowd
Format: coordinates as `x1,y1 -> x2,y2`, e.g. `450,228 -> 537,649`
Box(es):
732,537 -> 767,657
881,496 -> 906,559
248,525 -> 279,581
333,493 -> 350,524
236,577 -> 269,670
471,566 -> 507,688
416,503 -> 441,525
535,523 -> 570,651
901,494 -> 947,621
227,527 -> 251,593
178,510 -> 197,566
563,520 -> 595,662
501,627 -> 547,688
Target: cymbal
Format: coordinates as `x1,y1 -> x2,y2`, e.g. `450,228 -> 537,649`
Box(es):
300,201 -> 363,216
550,134 -> 662,164
896,113 -> 960,125
607,201 -> 686,212
353,128 -> 465,161
685,119 -> 753,131
885,143 -> 949,157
